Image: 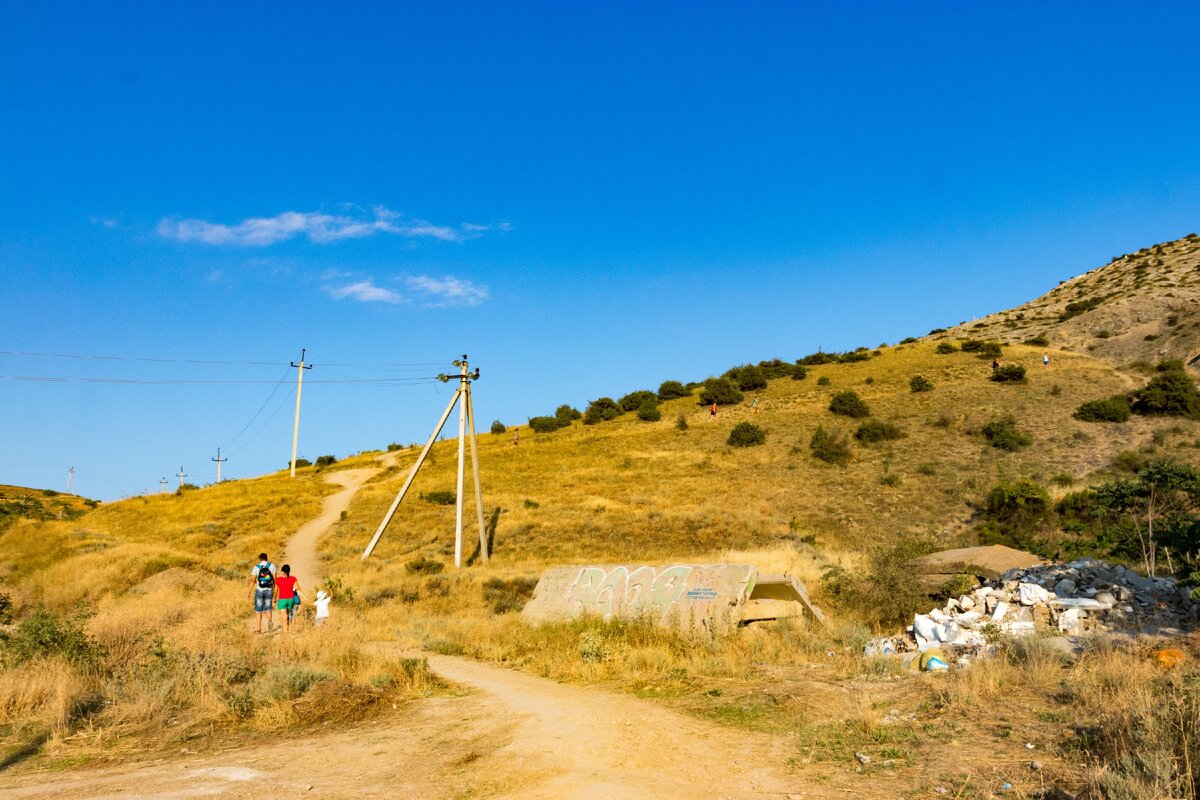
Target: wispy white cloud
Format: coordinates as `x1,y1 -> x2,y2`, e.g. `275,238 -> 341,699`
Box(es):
90,215 -> 119,229
405,275 -> 489,307
157,206 -> 470,246
324,280 -> 403,304
322,273 -> 489,307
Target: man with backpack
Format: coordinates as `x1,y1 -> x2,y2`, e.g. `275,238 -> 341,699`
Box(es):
248,552 -> 277,633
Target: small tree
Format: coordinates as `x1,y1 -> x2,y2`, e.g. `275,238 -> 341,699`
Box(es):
1092,460 -> 1200,577
1131,367 -> 1200,418
829,390 -> 870,418
854,419 -> 905,443
490,420 -> 506,434
636,400 -> 662,422
619,390 -> 658,412
723,364 -> 767,391
909,375 -> 934,393
528,416 -> 565,433
315,454 -> 337,467
583,397 -> 623,424
935,342 -> 958,355
657,380 -> 689,400
791,364 -> 808,380
727,421 -> 766,447
698,377 -> 744,406
555,404 -> 582,424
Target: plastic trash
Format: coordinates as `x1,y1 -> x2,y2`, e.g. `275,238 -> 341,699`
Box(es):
919,647 -> 949,671
1154,648 -> 1187,669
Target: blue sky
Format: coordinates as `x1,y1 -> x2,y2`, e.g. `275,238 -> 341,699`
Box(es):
2,2 -> 1199,499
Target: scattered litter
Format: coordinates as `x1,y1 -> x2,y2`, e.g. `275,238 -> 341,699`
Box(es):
854,752 -> 871,764
1025,743 -> 1036,750
1030,760 -> 1043,771
1154,648 -> 1187,669
919,647 -> 949,671
934,788 -> 949,796
865,557 -> 1198,668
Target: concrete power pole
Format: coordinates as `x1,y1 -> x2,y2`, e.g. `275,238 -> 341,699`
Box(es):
66,466 -> 75,493
289,348 -> 313,478
177,466 -> 187,488
160,477 -> 168,494
212,448 -> 227,483
362,355 -> 487,568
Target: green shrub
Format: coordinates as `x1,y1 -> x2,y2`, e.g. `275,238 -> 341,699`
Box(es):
618,390 -> 658,412
290,458 -> 312,469
797,351 -> 838,366
829,390 -> 870,418
555,404 -> 582,424
935,342 -> 958,355
909,375 -> 934,393
1074,395 -> 1131,423
315,454 -> 337,467
406,556 -> 445,575
810,426 -> 851,466
991,365 -> 1027,383
1059,296 -> 1104,321
1131,366 -> 1200,418
657,380 -> 689,400
529,415 -> 568,433
723,364 -> 767,391
819,538 -> 932,626
727,422 -> 766,447
1024,334 -> 1050,346
523,498 -> 539,509
900,337 -> 918,345
698,378 -> 743,406
264,665 -> 333,700
854,419 -> 905,443
583,397 -> 623,424
791,364 -> 808,380
175,483 -> 199,494
816,375 -> 831,386
676,414 -> 688,431
387,441 -> 406,451
490,420 -> 506,434
982,417 -> 1032,450
959,339 -> 987,352
636,401 -> 662,422
756,359 -> 794,380
421,490 -> 456,505
977,342 -> 1003,359
929,327 -> 947,335
482,577 -> 538,614
6,607 -> 101,666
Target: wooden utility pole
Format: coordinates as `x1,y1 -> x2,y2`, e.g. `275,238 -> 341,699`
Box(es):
362,355 -> 487,567
66,466 -> 74,493
212,448 -> 227,483
289,348 -> 313,478
177,466 -> 187,488
160,477 -> 168,494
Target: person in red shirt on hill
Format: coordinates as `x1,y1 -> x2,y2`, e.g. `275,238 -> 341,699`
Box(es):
274,565 -> 304,633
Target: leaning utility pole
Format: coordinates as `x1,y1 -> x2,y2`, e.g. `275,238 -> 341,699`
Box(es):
66,466 -> 74,494
289,348 -> 313,478
212,448 -> 227,483
160,477 -> 168,494
177,466 -> 187,488
362,355 -> 486,568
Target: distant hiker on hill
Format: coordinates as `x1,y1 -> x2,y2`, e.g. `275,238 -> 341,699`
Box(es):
513,430 -> 520,446
275,564 -> 303,632
991,357 -> 1000,372
248,552 -> 276,633
709,401 -> 718,420
750,396 -> 760,414
314,589 -> 333,627
1043,352 -> 1051,369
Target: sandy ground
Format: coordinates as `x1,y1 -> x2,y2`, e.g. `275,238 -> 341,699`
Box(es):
282,467 -> 376,586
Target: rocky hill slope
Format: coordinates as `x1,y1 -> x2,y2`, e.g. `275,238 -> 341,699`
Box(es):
941,232 -> 1200,370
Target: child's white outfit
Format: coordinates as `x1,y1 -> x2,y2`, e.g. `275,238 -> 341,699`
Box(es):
314,592 -> 331,626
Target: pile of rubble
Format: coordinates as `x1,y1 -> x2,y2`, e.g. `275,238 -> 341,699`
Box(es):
866,558 -> 1198,662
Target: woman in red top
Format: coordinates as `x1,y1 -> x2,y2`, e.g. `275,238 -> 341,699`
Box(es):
275,564 -> 303,632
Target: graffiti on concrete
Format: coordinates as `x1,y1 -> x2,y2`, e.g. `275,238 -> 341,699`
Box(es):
564,565 -> 693,621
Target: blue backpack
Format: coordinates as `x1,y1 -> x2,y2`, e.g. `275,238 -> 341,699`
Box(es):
256,564 -> 275,589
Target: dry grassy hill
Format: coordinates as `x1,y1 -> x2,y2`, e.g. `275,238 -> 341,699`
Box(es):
947,232 -> 1200,370
2,233 -> 1200,796
0,486 -> 96,533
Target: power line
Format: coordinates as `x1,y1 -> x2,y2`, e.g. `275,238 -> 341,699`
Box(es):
0,349 -> 445,368
0,374 -> 439,385
221,364 -> 293,451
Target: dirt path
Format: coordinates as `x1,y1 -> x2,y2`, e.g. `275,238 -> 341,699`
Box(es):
282,467 -> 375,585
424,654 -> 799,799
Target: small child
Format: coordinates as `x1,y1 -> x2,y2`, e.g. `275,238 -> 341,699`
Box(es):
314,589 -> 333,627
